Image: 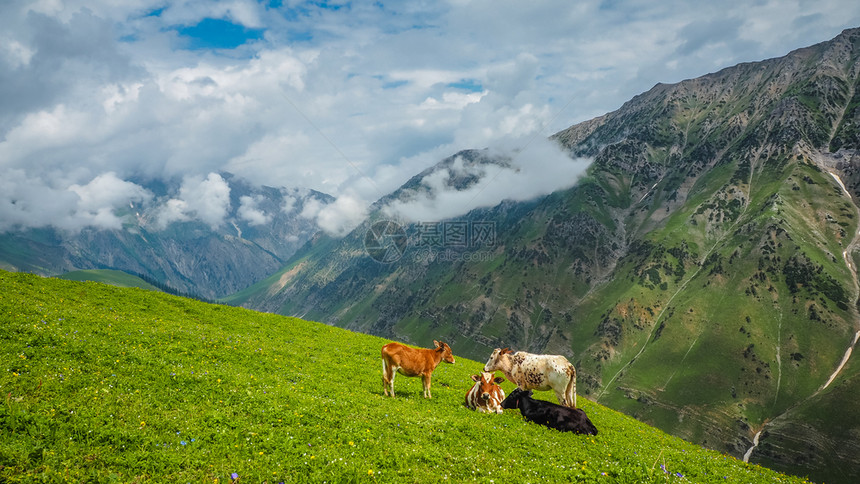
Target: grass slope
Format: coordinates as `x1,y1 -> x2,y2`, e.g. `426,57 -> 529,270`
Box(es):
1,270 -> 811,483
57,270 -> 160,291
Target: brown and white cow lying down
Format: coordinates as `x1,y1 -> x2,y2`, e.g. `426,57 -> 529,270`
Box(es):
483,348 -> 577,408
501,388 -> 597,435
381,340 -> 455,398
464,372 -> 505,414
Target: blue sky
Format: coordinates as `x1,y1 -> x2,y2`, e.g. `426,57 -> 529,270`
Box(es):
1,0 -> 859,235
177,18 -> 266,49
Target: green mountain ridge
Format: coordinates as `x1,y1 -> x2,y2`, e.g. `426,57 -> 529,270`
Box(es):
229,27 -> 860,482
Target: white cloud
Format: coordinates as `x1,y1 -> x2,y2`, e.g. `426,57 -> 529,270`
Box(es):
154,173 -> 231,229
0,38 -> 35,69
69,172 -> 152,213
155,198 -> 192,228
237,195 -> 272,226
0,170 -> 151,232
299,197 -> 324,220
0,0 -> 858,237
315,194 -> 369,237
281,194 -> 297,214
383,138 -> 592,222
299,192 -> 369,237
0,170 -> 74,232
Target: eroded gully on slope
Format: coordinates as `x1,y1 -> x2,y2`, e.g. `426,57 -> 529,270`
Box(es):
743,167 -> 860,462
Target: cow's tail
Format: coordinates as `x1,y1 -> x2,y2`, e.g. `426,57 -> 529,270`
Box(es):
566,364 -> 577,408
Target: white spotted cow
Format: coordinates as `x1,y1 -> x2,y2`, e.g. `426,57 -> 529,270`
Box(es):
483,348 -> 577,408
464,372 -> 506,414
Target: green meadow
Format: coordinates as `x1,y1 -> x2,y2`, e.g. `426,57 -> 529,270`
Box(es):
56,270 -> 159,291
1,270 -> 811,483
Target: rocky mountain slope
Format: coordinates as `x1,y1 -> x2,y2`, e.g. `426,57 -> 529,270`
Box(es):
0,173 -> 331,299
230,28 -> 860,482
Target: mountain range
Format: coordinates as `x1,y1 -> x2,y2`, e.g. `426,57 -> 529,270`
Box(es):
0,173 -> 331,299
227,27 -> 860,482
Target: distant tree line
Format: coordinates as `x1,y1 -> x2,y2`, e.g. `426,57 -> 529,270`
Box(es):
133,271 -> 217,304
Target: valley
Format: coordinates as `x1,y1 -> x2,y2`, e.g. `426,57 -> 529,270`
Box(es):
227,27 -> 860,482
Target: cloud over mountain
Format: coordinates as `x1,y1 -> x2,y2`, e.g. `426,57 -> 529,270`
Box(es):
383,138 -> 592,223
0,1 -> 857,234
154,173 -> 232,230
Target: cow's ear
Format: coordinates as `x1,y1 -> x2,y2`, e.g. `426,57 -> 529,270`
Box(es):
433,340 -> 440,347
471,374 -> 481,382
501,348 -> 512,355
494,377 -> 505,384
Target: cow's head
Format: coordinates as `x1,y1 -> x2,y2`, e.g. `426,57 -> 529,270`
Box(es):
434,340 -> 455,364
500,388 -> 532,409
483,347 -> 512,372
471,372 -> 505,401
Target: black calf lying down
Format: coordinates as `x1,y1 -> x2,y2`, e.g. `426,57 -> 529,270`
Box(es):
501,388 -> 598,435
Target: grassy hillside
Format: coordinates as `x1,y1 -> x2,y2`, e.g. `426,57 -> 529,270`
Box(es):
0,270 -> 811,483
57,269 -> 161,291
224,29 -> 860,480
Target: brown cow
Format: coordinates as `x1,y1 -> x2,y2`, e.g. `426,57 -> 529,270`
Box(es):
464,372 -> 505,414
381,340 -> 455,398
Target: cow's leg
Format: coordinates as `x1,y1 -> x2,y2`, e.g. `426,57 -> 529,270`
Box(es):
565,366 -> 577,408
491,392 -> 504,414
554,389 -> 568,407
381,359 -> 387,396
382,360 -> 396,397
465,386 -> 476,409
422,374 -> 432,398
